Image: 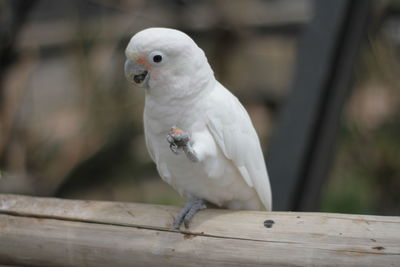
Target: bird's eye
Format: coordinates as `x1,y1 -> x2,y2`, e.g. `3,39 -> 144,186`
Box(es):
148,51 -> 164,65
153,54 -> 162,63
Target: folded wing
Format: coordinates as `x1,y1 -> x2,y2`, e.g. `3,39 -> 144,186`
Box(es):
206,84 -> 272,210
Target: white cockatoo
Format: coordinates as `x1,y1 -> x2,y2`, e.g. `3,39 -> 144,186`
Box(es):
125,28 -> 272,229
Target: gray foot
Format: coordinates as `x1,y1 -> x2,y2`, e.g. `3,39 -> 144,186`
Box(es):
173,198 -> 207,229
166,126 -> 199,162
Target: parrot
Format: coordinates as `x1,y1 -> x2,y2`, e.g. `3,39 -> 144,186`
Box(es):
124,27 -> 272,229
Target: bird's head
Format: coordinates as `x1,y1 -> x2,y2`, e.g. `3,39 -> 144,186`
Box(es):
125,28 -> 214,97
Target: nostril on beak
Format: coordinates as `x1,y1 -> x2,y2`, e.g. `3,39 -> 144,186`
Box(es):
133,71 -> 148,84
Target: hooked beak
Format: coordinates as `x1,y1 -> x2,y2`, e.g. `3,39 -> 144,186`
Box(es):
124,59 -> 149,88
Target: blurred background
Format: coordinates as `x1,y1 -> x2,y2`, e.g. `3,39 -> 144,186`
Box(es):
0,0 -> 399,215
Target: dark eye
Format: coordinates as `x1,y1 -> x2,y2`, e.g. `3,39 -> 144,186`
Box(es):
148,51 -> 165,65
152,54 -> 162,63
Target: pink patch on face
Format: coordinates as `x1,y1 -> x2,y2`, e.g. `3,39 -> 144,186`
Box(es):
137,57 -> 152,71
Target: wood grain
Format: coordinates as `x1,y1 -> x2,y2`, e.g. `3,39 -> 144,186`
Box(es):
0,194 -> 399,266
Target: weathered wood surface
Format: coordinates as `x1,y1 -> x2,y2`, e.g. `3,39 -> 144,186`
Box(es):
0,194 -> 399,266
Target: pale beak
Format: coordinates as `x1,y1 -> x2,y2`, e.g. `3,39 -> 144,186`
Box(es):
124,59 -> 149,88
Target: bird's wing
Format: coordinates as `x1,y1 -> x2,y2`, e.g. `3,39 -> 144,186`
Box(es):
206,84 -> 272,210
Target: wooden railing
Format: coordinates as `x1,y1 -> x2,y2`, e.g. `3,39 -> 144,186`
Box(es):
0,194 -> 399,266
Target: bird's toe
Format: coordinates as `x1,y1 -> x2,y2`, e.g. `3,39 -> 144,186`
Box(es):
173,217 -> 183,229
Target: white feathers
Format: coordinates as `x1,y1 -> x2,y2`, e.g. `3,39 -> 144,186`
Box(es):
205,84 -> 272,210
126,27 -> 272,211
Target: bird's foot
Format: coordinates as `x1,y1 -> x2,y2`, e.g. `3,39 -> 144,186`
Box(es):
173,198 -> 207,229
166,126 -> 199,162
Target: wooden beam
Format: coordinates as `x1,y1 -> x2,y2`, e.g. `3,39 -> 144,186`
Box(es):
0,194 -> 399,266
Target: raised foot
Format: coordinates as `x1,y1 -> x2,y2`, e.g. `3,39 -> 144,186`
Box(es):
166,126 -> 199,162
173,198 -> 207,229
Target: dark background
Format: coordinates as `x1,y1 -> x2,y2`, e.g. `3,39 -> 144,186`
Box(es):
0,0 -> 399,215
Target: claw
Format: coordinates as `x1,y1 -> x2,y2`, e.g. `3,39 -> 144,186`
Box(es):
166,127 -> 188,153
166,126 -> 198,162
166,134 -> 175,144
173,198 -> 207,229
169,143 -> 179,154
